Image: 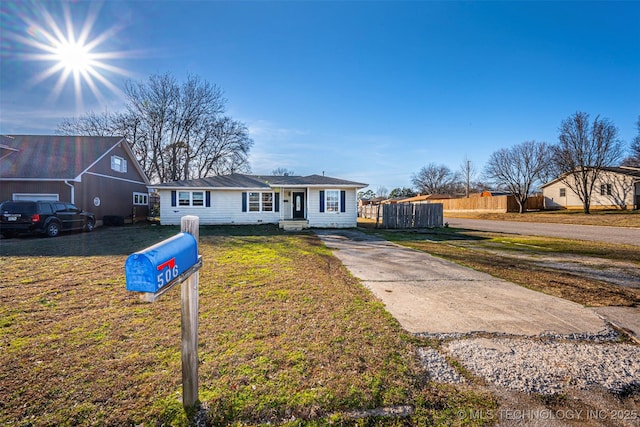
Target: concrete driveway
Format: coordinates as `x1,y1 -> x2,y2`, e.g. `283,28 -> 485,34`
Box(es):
315,229 -> 609,337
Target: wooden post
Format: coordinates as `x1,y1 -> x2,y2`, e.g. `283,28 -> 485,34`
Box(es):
180,216 -> 199,409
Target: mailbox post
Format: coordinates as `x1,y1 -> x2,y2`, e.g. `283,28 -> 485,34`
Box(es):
180,216 -> 199,409
125,215 -> 201,411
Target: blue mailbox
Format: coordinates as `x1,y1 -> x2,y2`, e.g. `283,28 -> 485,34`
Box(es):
125,232 -> 199,293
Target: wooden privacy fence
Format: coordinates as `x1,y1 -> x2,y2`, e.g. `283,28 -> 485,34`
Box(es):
359,204 -> 381,220
418,195 -> 545,212
382,203 -> 443,229
358,195 -> 546,221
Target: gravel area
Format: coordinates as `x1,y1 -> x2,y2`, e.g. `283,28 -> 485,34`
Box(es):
415,327 -> 621,342
425,338 -> 640,395
416,347 -> 465,384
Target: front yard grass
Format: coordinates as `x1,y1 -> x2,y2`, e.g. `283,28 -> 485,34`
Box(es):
0,225 -> 495,426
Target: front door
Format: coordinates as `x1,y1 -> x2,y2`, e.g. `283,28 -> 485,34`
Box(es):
293,192 -> 305,219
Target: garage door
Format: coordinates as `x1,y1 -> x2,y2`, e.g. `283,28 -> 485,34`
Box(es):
13,193 -> 59,201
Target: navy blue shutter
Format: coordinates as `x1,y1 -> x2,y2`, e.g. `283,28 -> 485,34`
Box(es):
340,190 -> 346,212
241,192 -> 247,212
171,191 -> 177,207
205,191 -> 211,207
275,193 -> 280,212
319,190 -> 325,212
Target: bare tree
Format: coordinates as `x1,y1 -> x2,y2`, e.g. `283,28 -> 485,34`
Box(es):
412,163 -> 460,195
271,167 -> 296,176
123,73 -> 229,182
553,112 -> 623,213
57,72 -> 252,183
57,110 -> 120,136
57,110 -> 150,173
622,116 -> 640,167
603,171 -> 635,210
376,186 -> 389,199
191,116 -> 252,177
484,141 -> 551,213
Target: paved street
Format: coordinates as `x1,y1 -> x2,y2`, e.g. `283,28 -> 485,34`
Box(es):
444,218 -> 640,246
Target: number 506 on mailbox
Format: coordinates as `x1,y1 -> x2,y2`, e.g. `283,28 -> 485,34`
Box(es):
125,232 -> 199,293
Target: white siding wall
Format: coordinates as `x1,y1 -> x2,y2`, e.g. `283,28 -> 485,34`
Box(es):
158,187 -> 360,227
543,181 -> 582,209
307,188 -> 358,228
543,172 -> 638,209
158,189 -> 280,225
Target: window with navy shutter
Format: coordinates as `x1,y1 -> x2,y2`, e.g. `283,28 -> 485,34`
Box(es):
172,190 -> 209,207
325,190 -> 339,212
242,191 -> 279,212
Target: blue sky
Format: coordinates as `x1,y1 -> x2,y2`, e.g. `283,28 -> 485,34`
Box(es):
1,1 -> 639,191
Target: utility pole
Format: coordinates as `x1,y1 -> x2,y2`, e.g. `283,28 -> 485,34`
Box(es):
466,159 -> 470,198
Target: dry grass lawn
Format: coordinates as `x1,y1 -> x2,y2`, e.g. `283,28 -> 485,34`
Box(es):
4,215 -> 637,426
444,210 -> 640,227
0,225 -> 494,426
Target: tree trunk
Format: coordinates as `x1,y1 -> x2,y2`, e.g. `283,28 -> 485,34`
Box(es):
517,196 -> 527,214
582,182 -> 591,214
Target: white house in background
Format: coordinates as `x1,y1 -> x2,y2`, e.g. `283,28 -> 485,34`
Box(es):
542,166 -> 640,210
149,173 -> 368,229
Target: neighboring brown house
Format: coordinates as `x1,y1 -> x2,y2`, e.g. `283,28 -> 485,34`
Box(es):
0,135 -> 150,225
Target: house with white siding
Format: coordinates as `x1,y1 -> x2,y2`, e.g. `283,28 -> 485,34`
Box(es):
542,166 -> 640,210
149,173 -> 367,230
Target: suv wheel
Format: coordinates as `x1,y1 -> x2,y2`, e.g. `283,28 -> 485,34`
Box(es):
85,219 -> 95,232
46,221 -> 61,237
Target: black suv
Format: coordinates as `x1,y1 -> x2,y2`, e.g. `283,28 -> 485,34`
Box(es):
0,201 -> 96,238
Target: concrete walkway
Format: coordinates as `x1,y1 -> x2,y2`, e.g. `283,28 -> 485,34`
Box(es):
315,229 -> 609,337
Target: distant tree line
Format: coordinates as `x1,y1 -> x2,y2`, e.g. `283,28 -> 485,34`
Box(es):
57,72 -> 253,184
360,112 -> 639,214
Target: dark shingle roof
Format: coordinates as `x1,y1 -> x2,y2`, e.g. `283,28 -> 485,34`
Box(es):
0,135 -> 124,179
258,174 -> 367,187
154,174 -> 271,189
152,174 -> 367,189
602,166 -> 640,178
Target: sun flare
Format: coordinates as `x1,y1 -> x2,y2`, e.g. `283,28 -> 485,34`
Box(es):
54,40 -> 93,74
10,1 -> 132,108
